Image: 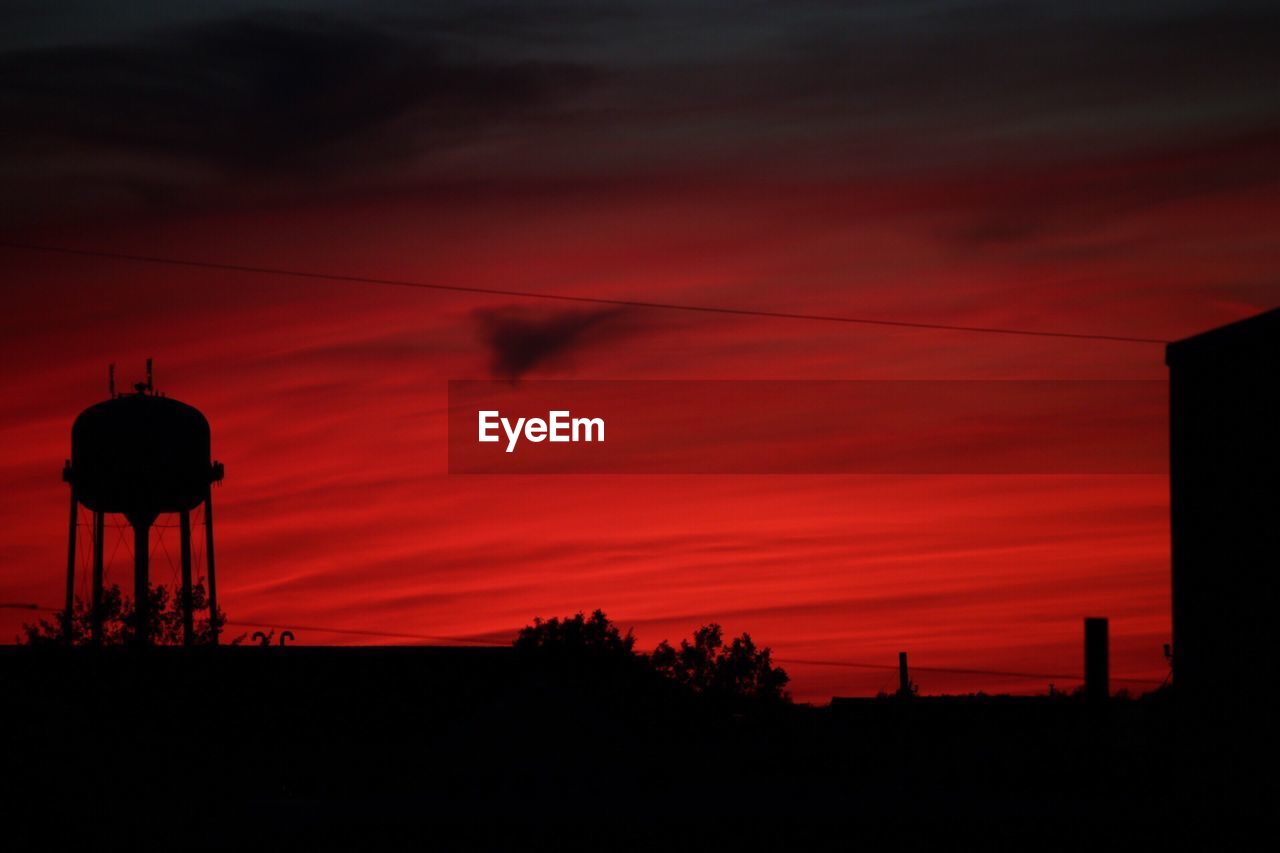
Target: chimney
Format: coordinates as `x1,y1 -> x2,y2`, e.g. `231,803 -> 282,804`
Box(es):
1084,618 -> 1109,702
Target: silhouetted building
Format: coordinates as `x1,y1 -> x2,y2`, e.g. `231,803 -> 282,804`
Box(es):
1166,308 -> 1279,709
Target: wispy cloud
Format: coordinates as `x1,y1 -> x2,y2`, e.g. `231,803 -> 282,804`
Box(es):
473,305 -> 636,379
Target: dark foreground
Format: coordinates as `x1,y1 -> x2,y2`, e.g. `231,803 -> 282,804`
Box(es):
1,646 -> 1269,848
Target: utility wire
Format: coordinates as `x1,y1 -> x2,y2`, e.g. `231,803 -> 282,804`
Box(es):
0,241 -> 1171,345
773,655 -> 1167,686
225,619 -> 509,646
10,601 -> 1166,686
8,601 -> 1164,685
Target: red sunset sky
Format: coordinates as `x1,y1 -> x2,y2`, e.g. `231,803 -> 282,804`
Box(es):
1,2 -> 1277,700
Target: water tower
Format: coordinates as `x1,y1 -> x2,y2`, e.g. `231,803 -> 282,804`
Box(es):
61,360 -> 224,646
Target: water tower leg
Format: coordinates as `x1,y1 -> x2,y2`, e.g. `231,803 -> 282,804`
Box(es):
205,490 -> 219,645
91,511 -> 104,645
180,509 -> 193,647
63,488 -> 77,644
133,520 -> 150,646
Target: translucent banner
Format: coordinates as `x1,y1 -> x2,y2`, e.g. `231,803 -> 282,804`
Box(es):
448,380 -> 1167,474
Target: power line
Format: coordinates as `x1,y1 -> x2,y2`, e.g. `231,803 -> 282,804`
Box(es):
775,656 -> 1163,685
16,598 -> 1153,684
9,604 -> 509,645
0,241 -> 1171,345
225,620 -> 509,646
7,598 -> 1164,685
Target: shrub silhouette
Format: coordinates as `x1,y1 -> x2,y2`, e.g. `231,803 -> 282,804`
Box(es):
652,623 -> 789,704
517,610 -> 789,706
515,609 -> 636,660
22,582 -> 228,645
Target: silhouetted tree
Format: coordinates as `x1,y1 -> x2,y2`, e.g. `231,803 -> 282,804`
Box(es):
22,582 -> 228,645
517,612 -> 790,706
652,623 -> 790,704
515,609 -> 637,661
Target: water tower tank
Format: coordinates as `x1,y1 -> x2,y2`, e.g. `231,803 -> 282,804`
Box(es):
71,393 -> 212,520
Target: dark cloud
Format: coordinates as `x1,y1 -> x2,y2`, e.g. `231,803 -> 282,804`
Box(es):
941,127 -> 1280,251
2,10 -> 595,165
473,305 -> 634,380
614,1 -> 1280,173
0,9 -> 597,217
2,2 -> 1277,225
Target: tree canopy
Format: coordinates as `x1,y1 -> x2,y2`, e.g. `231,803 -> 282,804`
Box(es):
517,610 -> 789,705
652,623 -> 790,703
